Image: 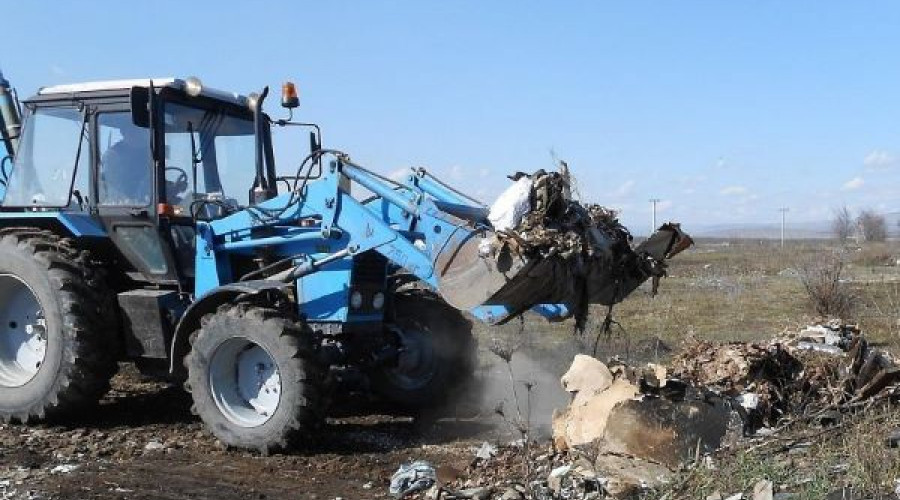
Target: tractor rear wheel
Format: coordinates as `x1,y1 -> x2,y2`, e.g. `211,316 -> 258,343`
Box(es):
185,303 -> 325,453
0,228 -> 118,422
371,290 -> 476,410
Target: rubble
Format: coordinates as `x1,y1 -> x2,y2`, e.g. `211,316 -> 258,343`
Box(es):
475,168 -> 693,327
474,442 -> 499,462
592,454 -> 672,497
752,480 -> 773,500
538,321 -> 900,498
886,428 -> 900,448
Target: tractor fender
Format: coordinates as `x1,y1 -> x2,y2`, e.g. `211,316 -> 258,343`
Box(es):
168,280 -> 291,374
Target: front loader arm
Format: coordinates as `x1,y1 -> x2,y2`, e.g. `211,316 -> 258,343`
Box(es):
196,154 -> 569,323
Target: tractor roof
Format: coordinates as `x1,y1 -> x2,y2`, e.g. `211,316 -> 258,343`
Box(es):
36,77 -> 251,107
38,78 -> 178,95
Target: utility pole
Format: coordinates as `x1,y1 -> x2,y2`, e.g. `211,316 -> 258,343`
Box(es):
778,207 -> 789,249
649,198 -> 660,233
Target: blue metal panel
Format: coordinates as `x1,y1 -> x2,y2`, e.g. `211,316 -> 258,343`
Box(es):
471,303 -> 570,324
531,303 -> 571,321
56,212 -> 106,237
195,222 -> 232,296
297,256 -> 352,322
0,211 -> 106,237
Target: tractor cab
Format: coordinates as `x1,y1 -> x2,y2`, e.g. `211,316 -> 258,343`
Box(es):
0,78 -> 269,288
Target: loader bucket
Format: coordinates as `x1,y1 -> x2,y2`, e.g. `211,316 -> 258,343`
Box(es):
434,229 -> 529,311
435,223 -> 692,320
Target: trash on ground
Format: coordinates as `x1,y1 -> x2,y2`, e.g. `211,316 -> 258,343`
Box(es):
390,460 -> 438,499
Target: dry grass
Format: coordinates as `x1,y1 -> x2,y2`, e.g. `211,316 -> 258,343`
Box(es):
606,239 -> 900,351
663,403 -> 900,498
482,239 -> 900,364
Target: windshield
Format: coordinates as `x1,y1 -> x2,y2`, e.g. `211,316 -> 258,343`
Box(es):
3,107 -> 89,207
162,102 -> 256,216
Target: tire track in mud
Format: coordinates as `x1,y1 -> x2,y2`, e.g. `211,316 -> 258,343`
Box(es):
0,365 -> 492,499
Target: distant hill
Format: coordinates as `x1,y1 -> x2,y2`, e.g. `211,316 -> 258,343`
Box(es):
683,211 -> 900,240
688,221 -> 831,239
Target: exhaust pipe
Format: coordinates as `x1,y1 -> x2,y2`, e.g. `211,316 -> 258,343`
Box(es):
0,68 -> 21,156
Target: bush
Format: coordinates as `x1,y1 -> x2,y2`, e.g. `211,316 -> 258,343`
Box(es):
857,210 -> 887,242
799,251 -> 858,319
832,206 -> 854,242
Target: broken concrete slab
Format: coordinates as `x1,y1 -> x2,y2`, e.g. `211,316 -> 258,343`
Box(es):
552,377 -> 639,450
561,354 -> 614,405
553,354 -> 739,466
602,392 -> 738,468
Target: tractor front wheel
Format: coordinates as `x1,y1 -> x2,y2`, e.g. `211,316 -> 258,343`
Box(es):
371,291 -> 476,410
185,303 -> 325,453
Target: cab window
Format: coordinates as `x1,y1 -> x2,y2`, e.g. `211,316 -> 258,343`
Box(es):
97,112 -> 152,206
162,103 -> 256,216
3,107 -> 88,207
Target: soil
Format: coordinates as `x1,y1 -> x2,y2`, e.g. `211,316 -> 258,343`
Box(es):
0,365 -> 495,500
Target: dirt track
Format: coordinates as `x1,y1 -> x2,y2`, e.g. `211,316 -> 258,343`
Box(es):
0,365 -> 498,500
0,325 -> 656,500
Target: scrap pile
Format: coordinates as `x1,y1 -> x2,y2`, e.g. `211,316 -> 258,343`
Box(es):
669,340 -> 803,429
478,167 -> 692,327
388,322 -> 900,499
547,321 -> 900,497
671,321 -> 900,432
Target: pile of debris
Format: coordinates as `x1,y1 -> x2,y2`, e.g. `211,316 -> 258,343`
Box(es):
549,321 -> 900,497
669,321 -> 900,432
475,167 -> 692,327
389,322 -> 900,499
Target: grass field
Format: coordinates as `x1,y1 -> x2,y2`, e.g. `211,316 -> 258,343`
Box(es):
598,238 -> 900,351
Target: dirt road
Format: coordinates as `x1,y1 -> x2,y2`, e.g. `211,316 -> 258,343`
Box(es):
0,366 -> 496,500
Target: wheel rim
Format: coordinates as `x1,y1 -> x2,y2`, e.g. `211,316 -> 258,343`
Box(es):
384,326 -> 437,391
208,338 -> 281,427
0,274 -> 47,387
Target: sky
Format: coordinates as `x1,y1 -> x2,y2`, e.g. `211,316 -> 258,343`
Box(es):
3,1 -> 899,233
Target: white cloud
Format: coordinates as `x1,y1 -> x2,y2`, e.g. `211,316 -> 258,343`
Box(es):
842,176 -> 865,191
388,168 -> 410,182
719,185 -> 748,196
449,164 -> 465,181
863,150 -> 896,171
49,65 -> 66,77
612,179 -> 635,198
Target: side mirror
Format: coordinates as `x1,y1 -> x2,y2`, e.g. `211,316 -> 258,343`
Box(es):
281,82 -> 299,109
130,87 -> 150,127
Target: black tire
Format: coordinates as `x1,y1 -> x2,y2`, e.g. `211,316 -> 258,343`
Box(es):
371,290 -> 476,410
184,302 -> 325,454
0,228 -> 118,422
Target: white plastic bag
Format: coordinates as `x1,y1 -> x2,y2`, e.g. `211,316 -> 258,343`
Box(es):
488,177 -> 532,232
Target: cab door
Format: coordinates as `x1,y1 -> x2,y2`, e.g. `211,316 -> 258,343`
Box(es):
92,104 -> 181,285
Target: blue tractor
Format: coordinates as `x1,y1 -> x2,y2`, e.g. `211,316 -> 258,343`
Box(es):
0,72 -> 689,452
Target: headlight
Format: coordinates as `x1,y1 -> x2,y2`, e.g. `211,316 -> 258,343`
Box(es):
372,292 -> 385,310
350,291 -> 363,309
